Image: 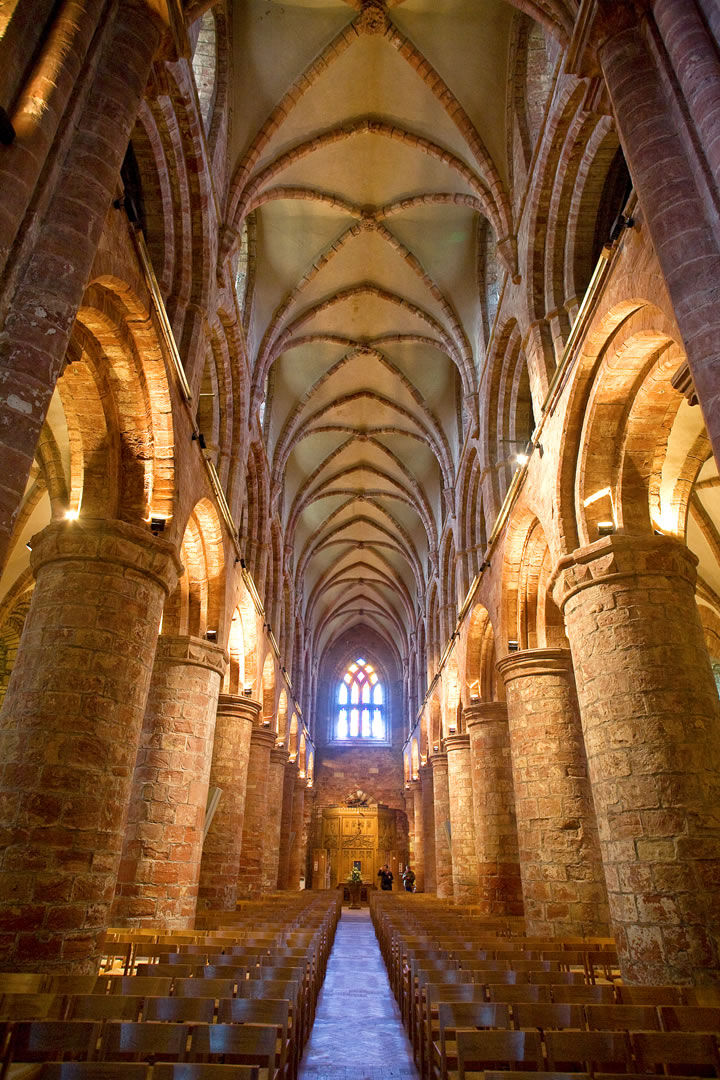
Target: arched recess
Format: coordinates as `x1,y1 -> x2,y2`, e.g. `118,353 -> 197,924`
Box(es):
289,713 -> 299,760
191,8 -> 218,135
69,278 -> 175,525
569,304 -> 686,547
465,602 -> 503,703
410,738 -> 420,780
224,606 -> 245,695
298,730 -> 307,776
507,11 -> 555,195
429,695 -> 442,753
163,498 -> 225,638
502,511 -> 565,656
444,654 -> 461,736
261,652 -> 276,726
485,320 -> 536,505
277,687 -> 288,739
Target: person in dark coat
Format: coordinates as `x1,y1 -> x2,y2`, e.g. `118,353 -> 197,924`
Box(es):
402,865 -> 416,892
377,864 -> 393,890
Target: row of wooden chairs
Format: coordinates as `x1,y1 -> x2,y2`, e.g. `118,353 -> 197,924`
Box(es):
369,894 -> 720,1080
1,894 -> 341,1080
451,1028 -> 720,1080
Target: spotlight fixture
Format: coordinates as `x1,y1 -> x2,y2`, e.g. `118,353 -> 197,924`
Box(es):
597,521 -> 615,536
243,685 -> 253,697
192,431 -> 207,450
150,516 -> 166,535
516,453 -> 529,466
448,724 -> 457,734
433,744 -> 439,752
205,629 -> 218,642
26,541 -> 32,552
508,639 -> 520,652
65,509 -> 80,521
262,719 -> 271,727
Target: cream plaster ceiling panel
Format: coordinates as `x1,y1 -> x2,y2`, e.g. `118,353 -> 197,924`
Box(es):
230,0 -> 515,660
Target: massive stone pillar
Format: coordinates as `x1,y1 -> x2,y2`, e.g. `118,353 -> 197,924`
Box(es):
0,3 -> 164,570
431,753 -> 453,898
591,5 -> 720,467
445,734 -> 481,903
497,650 -> 609,938
466,701 -> 524,917
237,727 -> 276,898
113,635 -> 227,928
420,761 -> 437,893
287,773 -> 306,890
277,759 -> 297,890
262,747 -> 289,892
554,534 -> 720,983
404,784 -> 416,876
411,779 -> 424,892
197,695 -> 261,910
0,518 -> 181,971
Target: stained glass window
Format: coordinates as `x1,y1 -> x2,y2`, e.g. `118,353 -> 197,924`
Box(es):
336,658 -> 385,740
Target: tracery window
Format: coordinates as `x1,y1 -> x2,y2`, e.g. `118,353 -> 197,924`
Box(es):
336,657 -> 385,740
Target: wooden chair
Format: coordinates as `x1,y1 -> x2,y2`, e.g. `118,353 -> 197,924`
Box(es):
174,980 -> 237,1001
658,1006 -> 720,1032
551,984 -> 616,1005
585,1004 -> 660,1031
45,977 -> 104,996
189,1022 -> 277,1077
617,985 -> 683,1006
135,965 -> 193,980
631,1031 -> 720,1076
0,993 -> 67,1021
107,978 -> 172,998
545,1030 -> 633,1073
66,997 -> 144,1022
486,984 -> 551,1003
434,1002 -> 510,1080
0,974 -> 46,994
454,1028 -> 543,1079
152,1066 -> 257,1080
236,980 -> 300,1049
217,999 -> 291,1080
144,999 -> 216,1024
3,1020 -> 100,1074
99,1021 -> 188,1063
37,1064 -> 149,1080
512,1003 -> 584,1032
421,984 -> 491,1078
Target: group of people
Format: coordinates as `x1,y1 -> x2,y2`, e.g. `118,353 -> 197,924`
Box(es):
377,863 -> 415,891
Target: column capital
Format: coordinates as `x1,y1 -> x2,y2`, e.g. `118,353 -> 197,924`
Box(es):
29,517 -> 183,595
216,695 -> 262,724
464,701 -> 508,728
155,634 -> 228,675
444,733 -> 471,754
564,0 -> 647,79
497,647 -> 573,684
294,771 -> 308,792
270,747 -> 289,767
250,727 -> 277,752
552,533 -> 697,612
430,751 -> 448,773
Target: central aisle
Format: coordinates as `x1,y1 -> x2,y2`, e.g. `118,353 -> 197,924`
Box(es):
299,905 -> 419,1080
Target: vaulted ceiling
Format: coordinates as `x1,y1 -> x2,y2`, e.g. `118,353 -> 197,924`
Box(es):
227,0 -> 559,662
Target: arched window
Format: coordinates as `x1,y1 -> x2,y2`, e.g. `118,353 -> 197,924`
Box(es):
336,657 -> 385,741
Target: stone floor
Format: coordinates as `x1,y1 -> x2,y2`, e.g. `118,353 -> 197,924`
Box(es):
298,905 -> 419,1080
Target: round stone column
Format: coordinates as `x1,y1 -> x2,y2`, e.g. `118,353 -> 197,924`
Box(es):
554,534 -> 720,983
497,650 -> 609,938
411,779 -> 424,892
262,747 -> 289,892
466,701 -> 524,917
277,759 -> 297,890
404,784 -> 416,873
237,727 -> 276,898
420,761 -> 437,893
197,695 -> 261,910
286,772 -> 306,890
113,634 -> 227,928
445,734 -> 481,903
0,518 -> 181,971
431,753 -> 453,898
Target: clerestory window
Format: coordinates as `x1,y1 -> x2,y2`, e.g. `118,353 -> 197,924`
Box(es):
336,657 -> 385,740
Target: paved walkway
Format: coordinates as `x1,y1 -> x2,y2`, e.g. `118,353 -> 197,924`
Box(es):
298,905 -> 419,1080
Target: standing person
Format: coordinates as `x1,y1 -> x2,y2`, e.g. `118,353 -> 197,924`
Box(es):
402,864 -> 416,892
377,863 -> 393,891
